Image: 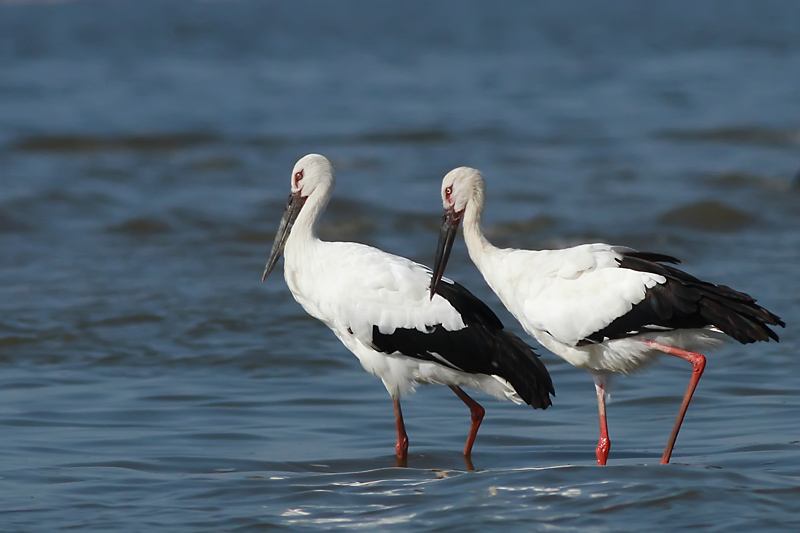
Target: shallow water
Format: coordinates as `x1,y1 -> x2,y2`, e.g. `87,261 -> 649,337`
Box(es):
1,0 -> 799,530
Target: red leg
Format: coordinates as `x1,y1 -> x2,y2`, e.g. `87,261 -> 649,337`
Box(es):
449,386 -> 485,457
594,376 -> 610,465
645,341 -> 707,464
393,397 -> 409,466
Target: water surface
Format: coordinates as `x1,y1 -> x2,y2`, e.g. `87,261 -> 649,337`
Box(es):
1,0 -> 799,530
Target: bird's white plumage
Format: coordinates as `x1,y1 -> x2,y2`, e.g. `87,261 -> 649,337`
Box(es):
286,242 -> 521,400
276,155 -> 521,401
437,166 -> 781,464
285,241 -> 464,336
483,244 -> 666,346
445,169 -> 725,374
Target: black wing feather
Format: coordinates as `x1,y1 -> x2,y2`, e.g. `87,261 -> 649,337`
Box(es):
370,280 -> 554,409
579,251 -> 784,345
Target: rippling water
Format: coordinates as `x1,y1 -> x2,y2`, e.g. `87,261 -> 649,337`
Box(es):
1,0 -> 799,530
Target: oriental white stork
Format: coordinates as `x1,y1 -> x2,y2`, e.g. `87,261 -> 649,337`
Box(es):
261,155 -> 554,465
429,166 -> 784,465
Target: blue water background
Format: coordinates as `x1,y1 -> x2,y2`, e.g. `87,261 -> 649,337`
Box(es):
1,1 -> 799,530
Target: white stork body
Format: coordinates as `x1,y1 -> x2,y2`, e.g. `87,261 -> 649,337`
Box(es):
261,155 -> 553,464
472,243 -> 725,374
284,240 -> 520,402
430,167 -> 783,465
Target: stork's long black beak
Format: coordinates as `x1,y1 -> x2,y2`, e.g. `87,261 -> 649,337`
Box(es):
429,208 -> 462,299
261,192 -> 306,283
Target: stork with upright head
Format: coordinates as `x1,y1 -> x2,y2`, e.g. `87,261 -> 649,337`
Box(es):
429,166 -> 784,465
261,155 -> 554,465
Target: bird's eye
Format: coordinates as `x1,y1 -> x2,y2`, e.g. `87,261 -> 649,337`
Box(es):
293,170 -> 304,188
445,186 -> 452,199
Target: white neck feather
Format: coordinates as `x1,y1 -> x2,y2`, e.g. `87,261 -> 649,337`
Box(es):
462,187 -> 497,270
286,184 -> 331,253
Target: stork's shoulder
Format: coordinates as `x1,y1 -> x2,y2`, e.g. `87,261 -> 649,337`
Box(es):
513,245 -> 677,346
312,240 -> 467,327
319,241 -> 430,282
551,243 -> 627,276
500,242 -> 622,280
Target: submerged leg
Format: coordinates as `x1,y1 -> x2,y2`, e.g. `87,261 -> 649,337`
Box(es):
645,341 -> 707,464
449,386 -> 485,457
393,397 -> 409,466
593,375 -> 611,466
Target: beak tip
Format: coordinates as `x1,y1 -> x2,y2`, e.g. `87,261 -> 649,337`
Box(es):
428,282 -> 437,300
261,191 -> 303,287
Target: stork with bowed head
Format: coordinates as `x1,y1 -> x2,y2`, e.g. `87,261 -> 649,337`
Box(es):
261,155 -> 554,466
429,166 -> 784,465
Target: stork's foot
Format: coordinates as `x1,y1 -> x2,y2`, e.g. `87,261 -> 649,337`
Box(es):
463,455 -> 476,472
596,437 -> 610,466
449,385 -> 486,457
393,397 -> 409,467
395,436 -> 409,461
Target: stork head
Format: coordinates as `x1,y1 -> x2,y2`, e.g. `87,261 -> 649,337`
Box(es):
440,166 -> 484,214
261,154 -> 335,283
290,153 -> 334,198
430,166 -> 484,298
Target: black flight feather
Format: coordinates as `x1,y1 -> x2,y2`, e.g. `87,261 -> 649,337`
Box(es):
579,251 -> 784,345
370,280 -> 554,409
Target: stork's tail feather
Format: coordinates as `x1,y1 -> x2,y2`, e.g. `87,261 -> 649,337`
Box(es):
690,279 -> 785,343
493,331 -> 554,409
621,252 -> 785,344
